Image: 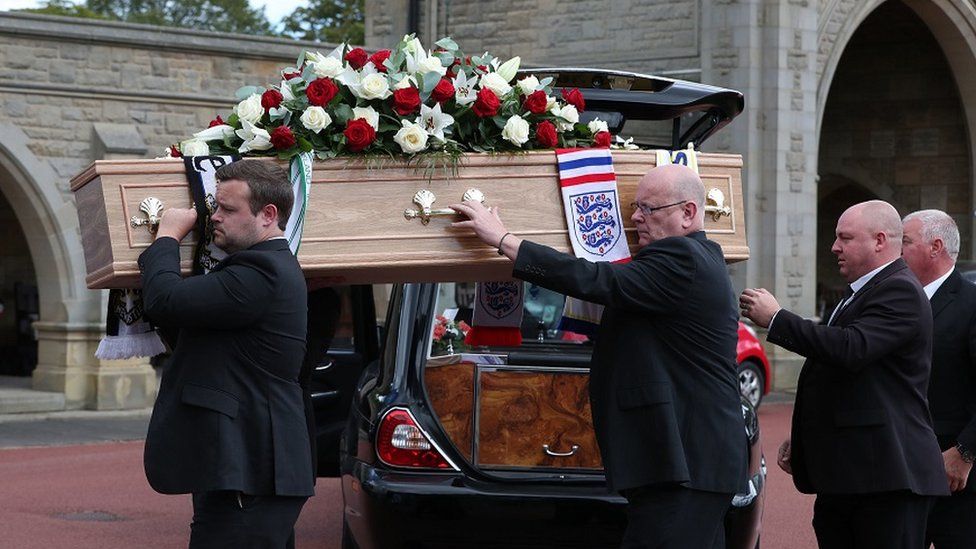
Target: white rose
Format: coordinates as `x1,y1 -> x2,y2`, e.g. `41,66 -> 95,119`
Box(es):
312,56 -> 344,78
501,115 -> 530,146
180,139 -> 210,156
588,118 -> 609,134
516,75 -> 540,96
300,106 -> 333,133
394,121 -> 429,154
554,104 -> 579,131
234,94 -> 264,125
418,55 -> 447,75
394,75 -> 416,90
479,72 -> 512,96
359,73 -> 391,100
352,106 -> 379,130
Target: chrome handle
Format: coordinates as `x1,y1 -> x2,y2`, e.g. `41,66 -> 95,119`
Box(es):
543,444 -> 580,457
130,197 -> 165,233
704,188 -> 731,221
404,188 -> 487,224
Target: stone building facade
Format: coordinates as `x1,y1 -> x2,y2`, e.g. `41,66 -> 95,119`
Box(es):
365,0 -> 976,389
0,12 -> 324,409
2,1 -> 976,408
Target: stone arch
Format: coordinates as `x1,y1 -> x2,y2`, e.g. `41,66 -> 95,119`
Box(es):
819,0 -> 976,254
0,123 -> 95,325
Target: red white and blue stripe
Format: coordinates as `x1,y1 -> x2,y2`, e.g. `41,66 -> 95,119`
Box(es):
555,148 -> 631,336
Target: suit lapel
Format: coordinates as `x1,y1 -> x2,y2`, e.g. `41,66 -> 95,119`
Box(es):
833,259 -> 908,325
930,270 -> 961,319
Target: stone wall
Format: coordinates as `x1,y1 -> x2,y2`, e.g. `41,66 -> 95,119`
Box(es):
0,12 -> 332,408
365,0 -> 702,76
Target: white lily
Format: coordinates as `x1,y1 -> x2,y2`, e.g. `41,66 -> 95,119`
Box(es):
453,71 -> 479,106
612,135 -> 641,150
496,56 -> 521,82
279,80 -> 295,101
417,103 -> 454,142
235,120 -> 273,154
193,124 -> 235,142
588,118 -> 609,134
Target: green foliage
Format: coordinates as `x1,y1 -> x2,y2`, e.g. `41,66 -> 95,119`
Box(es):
280,0 -> 364,45
84,0 -> 274,35
19,0 -> 107,19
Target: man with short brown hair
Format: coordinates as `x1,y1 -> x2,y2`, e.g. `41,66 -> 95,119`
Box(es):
741,200 -> 949,548
139,159 -> 312,548
902,209 -> 976,548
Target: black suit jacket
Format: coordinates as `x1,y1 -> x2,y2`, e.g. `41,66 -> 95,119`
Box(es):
513,232 -> 747,494
139,237 -> 313,497
768,258 -> 948,496
929,269 -> 976,493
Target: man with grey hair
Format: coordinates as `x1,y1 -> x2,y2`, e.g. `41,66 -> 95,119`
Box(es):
741,200 -> 948,547
902,209 -> 976,548
453,164 -> 747,548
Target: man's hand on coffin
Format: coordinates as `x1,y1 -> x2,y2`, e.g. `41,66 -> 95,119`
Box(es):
451,200 -> 523,260
739,287 -> 781,328
155,207 -> 198,242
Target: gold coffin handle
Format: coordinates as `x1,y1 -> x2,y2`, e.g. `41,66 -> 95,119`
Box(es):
130,197 -> 165,233
704,188 -> 732,222
404,188 -> 487,225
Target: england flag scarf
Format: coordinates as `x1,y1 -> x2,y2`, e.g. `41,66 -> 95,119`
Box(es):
555,148 -> 631,336
95,153 -> 312,359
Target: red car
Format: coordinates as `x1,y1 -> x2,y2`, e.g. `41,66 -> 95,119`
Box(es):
737,321 -> 771,408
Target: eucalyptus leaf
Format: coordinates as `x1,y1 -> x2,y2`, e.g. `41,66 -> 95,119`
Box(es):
235,86 -> 260,100
334,104 -> 355,123
297,51 -> 307,68
437,53 -> 455,67
301,64 -> 317,83
540,77 -> 553,88
435,37 -> 458,51
422,71 -> 441,94
492,115 -> 507,129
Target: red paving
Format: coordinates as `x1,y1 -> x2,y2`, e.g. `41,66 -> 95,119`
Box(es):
0,403 -> 816,548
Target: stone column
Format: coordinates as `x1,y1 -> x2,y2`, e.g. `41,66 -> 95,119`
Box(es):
702,0 -> 820,390
32,321 -> 157,410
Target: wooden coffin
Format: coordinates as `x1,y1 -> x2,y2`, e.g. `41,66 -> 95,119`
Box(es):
425,361 -> 601,470
70,151 -> 747,289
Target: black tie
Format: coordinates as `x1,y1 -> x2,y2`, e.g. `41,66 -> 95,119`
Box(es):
828,287 -> 855,326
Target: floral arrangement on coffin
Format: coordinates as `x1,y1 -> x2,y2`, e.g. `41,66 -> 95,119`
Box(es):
431,315 -> 471,356
169,34 -> 616,161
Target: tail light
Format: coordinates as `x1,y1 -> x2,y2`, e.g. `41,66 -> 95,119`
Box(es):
376,408 -> 455,469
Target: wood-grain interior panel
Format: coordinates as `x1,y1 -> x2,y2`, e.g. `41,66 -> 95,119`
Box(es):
477,369 -> 602,470
424,362 -> 475,462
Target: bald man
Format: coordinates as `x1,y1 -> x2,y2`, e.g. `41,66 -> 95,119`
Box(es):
741,200 -> 948,548
453,164 -> 747,549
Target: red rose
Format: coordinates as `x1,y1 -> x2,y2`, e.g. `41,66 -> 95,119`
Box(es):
306,78 -> 338,107
447,58 -> 462,78
168,145 -> 182,158
523,90 -> 548,114
593,131 -> 611,148
369,49 -> 391,72
261,89 -> 284,112
344,118 -> 376,152
535,120 -> 558,148
208,115 -> 225,128
433,324 -> 447,339
270,125 -> 296,150
561,88 -> 586,113
431,78 -> 456,103
392,87 -> 422,116
345,47 -> 368,70
282,70 -> 301,80
472,88 -> 500,118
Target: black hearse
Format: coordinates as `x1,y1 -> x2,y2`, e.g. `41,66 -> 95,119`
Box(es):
311,70 -> 764,549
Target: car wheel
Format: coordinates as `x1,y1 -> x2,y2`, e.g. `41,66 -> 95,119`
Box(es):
738,360 -> 765,409
341,517 -> 358,549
